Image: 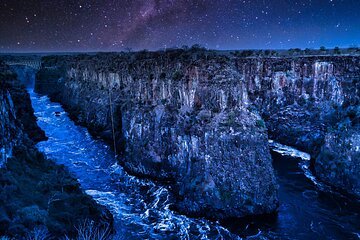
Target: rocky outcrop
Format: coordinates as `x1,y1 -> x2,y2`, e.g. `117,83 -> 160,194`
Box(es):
0,75 -> 22,168
0,62 -> 113,238
35,52 -> 360,217
5,66 -> 47,143
237,56 -> 360,196
316,127 -> 360,197
36,52 -> 279,219
239,57 -> 358,153
0,63 -> 32,167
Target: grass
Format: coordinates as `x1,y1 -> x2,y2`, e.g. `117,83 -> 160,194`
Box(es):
70,220 -> 112,240
1,221 -> 113,240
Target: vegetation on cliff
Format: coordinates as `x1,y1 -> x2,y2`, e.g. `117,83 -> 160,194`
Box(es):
0,62 -> 113,238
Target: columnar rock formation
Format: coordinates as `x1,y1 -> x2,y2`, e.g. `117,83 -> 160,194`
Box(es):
35,52 -> 360,218
36,53 -> 279,219
237,56 -> 360,197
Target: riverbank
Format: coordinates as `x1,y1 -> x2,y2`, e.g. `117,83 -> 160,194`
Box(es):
0,62 -> 113,238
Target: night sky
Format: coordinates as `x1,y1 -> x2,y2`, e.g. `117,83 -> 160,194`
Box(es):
0,0 -> 359,52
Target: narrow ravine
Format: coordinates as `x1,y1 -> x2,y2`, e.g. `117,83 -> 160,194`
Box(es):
29,89 -> 360,239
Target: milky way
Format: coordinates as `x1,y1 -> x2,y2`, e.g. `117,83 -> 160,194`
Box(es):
0,0 -> 359,52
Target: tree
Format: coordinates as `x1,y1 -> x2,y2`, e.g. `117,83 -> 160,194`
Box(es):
289,48 -> 302,55
320,46 -> 326,52
240,50 -> 254,57
190,44 -> 203,50
334,46 -> 341,55
182,45 -> 189,50
348,46 -> 359,53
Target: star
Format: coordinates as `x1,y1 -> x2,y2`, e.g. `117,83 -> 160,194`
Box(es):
0,0 -> 359,52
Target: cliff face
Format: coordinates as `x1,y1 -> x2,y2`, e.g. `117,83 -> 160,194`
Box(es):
240,57 -> 358,153
36,54 -> 279,219
0,70 -> 23,168
316,128 -> 360,197
237,56 -> 360,197
35,52 -> 360,217
0,64 -> 44,167
6,66 -> 47,143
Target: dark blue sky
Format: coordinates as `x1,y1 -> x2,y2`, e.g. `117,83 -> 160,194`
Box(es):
0,0 -> 359,52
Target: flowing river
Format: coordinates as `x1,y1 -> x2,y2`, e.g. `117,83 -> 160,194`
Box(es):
29,89 -> 359,240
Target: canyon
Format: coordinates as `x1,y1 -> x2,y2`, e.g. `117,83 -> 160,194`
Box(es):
33,50 -> 360,219
0,62 -> 113,238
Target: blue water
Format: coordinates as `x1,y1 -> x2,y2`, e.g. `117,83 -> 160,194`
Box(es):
29,90 -> 360,240
29,91 -> 236,239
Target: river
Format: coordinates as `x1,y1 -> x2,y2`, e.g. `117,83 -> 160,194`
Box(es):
29,90 -> 359,239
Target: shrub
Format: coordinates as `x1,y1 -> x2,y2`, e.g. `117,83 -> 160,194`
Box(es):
334,47 -> 341,55
240,50 -> 254,57
256,119 -> 266,128
159,72 -> 166,80
26,226 -> 50,240
172,70 -> 184,81
67,220 -> 112,240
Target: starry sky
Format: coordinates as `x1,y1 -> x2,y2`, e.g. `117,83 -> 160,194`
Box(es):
0,0 -> 359,52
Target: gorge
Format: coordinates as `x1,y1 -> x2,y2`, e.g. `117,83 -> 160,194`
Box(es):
35,51 -> 360,201
0,50 -> 359,239
0,62 -> 113,238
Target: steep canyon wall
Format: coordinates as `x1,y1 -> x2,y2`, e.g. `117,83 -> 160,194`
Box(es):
239,56 -> 360,197
35,52 -> 360,218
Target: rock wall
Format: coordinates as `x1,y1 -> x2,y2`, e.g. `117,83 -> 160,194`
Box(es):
0,64 -> 42,167
239,57 -> 358,152
35,52 -> 360,217
237,56 -> 360,197
0,74 -> 22,168
316,128 -> 360,197
36,53 -> 279,219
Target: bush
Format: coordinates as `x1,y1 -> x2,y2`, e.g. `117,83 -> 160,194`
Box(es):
159,72 -> 166,80
0,146 -> 113,238
17,206 -> 48,228
68,220 -> 112,240
240,50 -> 254,57
256,119 -> 266,128
0,237 -> 12,240
172,70 -> 184,81
334,47 -> 341,54
26,226 -> 50,240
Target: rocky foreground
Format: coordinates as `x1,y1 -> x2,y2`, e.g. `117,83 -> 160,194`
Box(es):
0,62 -> 113,238
33,49 -> 359,217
